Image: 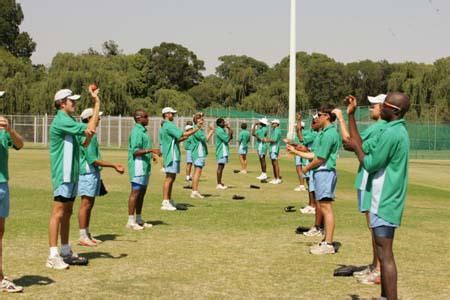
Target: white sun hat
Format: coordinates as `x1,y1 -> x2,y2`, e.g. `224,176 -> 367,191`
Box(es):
80,108 -> 103,120
258,117 -> 269,125
162,107 -> 177,114
271,119 -> 280,124
54,89 -> 81,101
368,94 -> 387,104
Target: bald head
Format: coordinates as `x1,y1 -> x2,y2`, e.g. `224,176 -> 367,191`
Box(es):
385,92 -> 410,118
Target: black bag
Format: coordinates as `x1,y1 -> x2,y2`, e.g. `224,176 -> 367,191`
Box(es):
99,180 -> 108,196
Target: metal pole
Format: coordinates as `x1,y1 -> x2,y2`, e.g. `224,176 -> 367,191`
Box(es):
287,0 -> 297,139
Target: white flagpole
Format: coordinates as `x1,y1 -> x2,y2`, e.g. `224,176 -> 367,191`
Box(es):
287,0 -> 296,139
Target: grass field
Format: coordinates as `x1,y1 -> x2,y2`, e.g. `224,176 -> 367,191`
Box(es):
3,148 -> 450,299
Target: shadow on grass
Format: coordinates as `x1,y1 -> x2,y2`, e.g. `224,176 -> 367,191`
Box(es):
176,203 -> 195,211
148,220 -> 169,226
14,275 -> 55,287
94,234 -> 120,242
80,252 -> 127,260
348,295 -> 380,300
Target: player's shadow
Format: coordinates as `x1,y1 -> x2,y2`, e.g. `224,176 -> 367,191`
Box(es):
93,234 -> 120,242
148,220 -> 169,226
80,252 -> 127,260
176,203 -> 195,211
14,275 -> 55,287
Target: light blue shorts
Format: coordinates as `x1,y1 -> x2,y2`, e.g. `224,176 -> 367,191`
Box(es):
165,161 -> 181,174
186,150 -> 193,164
257,143 -> 266,158
194,157 -> 206,168
78,172 -> 101,197
357,189 -> 368,213
295,156 -> 302,166
307,176 -> 315,193
54,182 -> 78,199
0,182 -> 10,218
131,175 -> 150,186
313,170 -> 337,201
238,145 -> 248,155
217,156 -> 228,164
369,212 -> 398,229
270,152 -> 279,160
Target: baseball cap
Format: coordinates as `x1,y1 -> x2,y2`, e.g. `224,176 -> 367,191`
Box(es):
80,108 -> 103,120
162,107 -> 177,114
271,119 -> 280,124
258,117 -> 269,125
368,94 -> 387,104
185,125 -> 193,130
0,91 -> 5,97
54,89 -> 81,101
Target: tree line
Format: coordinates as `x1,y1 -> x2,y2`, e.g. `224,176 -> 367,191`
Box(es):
0,0 -> 449,122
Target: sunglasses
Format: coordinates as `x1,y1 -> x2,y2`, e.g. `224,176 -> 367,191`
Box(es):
317,112 -> 329,117
382,102 -> 401,112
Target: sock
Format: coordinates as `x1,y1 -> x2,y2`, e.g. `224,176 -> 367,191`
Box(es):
61,244 -> 71,256
80,228 -> 88,239
136,214 -> 142,223
128,215 -> 135,224
49,246 -> 59,258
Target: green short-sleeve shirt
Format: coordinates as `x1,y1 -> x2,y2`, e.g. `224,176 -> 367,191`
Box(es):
128,123 -> 152,180
255,126 -> 268,153
269,127 -> 282,154
0,130 -> 13,183
159,120 -> 183,167
79,134 -> 101,175
313,124 -> 341,171
191,127 -> 208,161
215,127 -> 230,159
49,110 -> 87,189
184,135 -> 194,151
238,130 -> 250,150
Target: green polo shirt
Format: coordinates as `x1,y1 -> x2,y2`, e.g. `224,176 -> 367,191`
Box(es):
128,123 -> 152,180
159,120 -> 183,167
297,129 -> 319,166
0,130 -> 14,183
354,120 -> 388,190
238,129 -> 250,150
184,135 -> 194,151
215,127 -> 230,159
49,110 -> 87,190
313,124 -> 341,171
269,127 -> 282,154
362,119 -> 409,225
255,126 -> 268,153
79,134 -> 101,175
191,127 -> 208,161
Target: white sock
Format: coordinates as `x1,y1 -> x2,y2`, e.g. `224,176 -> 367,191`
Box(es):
61,244 -> 71,256
80,228 -> 88,239
136,214 -> 142,223
128,215 -> 135,224
49,247 -> 59,258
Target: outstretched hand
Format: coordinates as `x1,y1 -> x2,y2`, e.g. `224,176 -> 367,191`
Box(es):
344,95 -> 357,115
114,164 -> 125,174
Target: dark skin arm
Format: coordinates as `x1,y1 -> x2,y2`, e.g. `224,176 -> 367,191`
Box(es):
295,112 -> 304,142
346,95 -> 363,149
93,160 -> 125,174
343,138 -> 366,165
133,148 -> 161,157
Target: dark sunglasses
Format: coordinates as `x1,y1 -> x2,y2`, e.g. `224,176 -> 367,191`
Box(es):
317,112 -> 329,117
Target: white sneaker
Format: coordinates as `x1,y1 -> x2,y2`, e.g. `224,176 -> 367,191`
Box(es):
294,185 -> 306,192
216,184 -> 228,190
191,191 -> 205,199
1,278 -> 24,293
300,205 -> 315,214
161,200 -> 177,211
273,179 -> 282,185
126,222 -> 144,230
185,176 -> 192,182
268,179 -> 277,184
303,226 -> 323,237
256,173 -> 268,180
136,220 -> 153,228
78,237 -> 97,247
310,241 -> 335,255
46,255 -> 69,270
239,170 -> 247,174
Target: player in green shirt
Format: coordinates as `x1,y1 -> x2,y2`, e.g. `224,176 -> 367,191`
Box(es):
237,123 -> 250,174
215,118 -> 233,189
159,107 -> 201,210
184,122 -> 194,182
47,87 -> 100,270
263,119 -> 282,184
344,92 -> 410,300
0,112 -> 25,293
252,118 -> 269,180
77,108 -> 125,243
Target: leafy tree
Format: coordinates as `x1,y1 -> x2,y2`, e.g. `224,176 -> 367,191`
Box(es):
153,88 -> 196,116
102,40 -> 122,56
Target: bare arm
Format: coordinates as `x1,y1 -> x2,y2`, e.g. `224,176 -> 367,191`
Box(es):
303,157 -> 326,174
85,86 -> 101,138
0,117 -> 24,149
332,108 -> 350,142
94,160 -> 125,174
346,95 -> 363,147
295,112 -> 304,142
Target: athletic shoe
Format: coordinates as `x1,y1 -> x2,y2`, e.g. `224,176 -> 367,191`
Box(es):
136,220 -> 153,228
161,200 -> 177,211
273,179 -> 282,184
294,185 -> 307,192
78,237 -> 97,247
89,234 -> 103,244
185,176 -> 192,182
239,170 -> 247,174
353,265 -> 373,278
1,278 -> 23,293
191,191 -> 205,199
61,251 -> 89,265
256,173 -> 267,180
46,255 -> 69,270
310,242 -> 335,255
216,184 -> 228,190
268,179 -> 277,184
300,205 -> 315,214
357,270 -> 381,285
126,222 -> 144,230
303,226 -> 323,237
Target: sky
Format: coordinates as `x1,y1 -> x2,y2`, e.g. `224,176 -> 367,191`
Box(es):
19,0 -> 450,74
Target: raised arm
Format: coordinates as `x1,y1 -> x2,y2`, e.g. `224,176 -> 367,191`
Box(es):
0,117 -> 24,149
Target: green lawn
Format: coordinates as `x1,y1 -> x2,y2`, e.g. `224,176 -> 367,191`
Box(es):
4,148 -> 450,299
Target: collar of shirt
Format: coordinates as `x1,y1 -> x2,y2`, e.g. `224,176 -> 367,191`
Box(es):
136,123 -> 147,132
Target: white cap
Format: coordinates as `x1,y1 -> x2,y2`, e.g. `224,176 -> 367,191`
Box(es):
80,108 -> 103,120
271,119 -> 280,124
258,117 -> 269,125
301,121 -> 305,127
368,94 -> 387,104
162,107 -> 177,114
54,89 -> 81,101
0,91 -> 5,97
312,114 -> 319,119
185,125 -> 193,130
